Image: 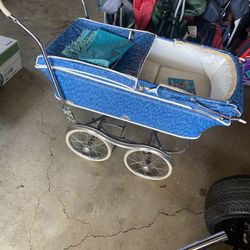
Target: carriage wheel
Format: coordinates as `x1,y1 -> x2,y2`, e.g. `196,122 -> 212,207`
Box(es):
66,127 -> 112,162
123,148 -> 173,180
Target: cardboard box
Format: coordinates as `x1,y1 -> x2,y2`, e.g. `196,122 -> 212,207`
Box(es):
0,35 -> 22,87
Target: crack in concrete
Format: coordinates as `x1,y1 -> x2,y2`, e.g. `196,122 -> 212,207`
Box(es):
64,235 -> 88,250
62,207 -> 89,226
63,208 -> 203,250
38,107 -> 54,192
46,138 -> 54,193
28,200 -> 40,250
25,58 -> 88,249
56,195 -> 90,227
38,105 -> 89,234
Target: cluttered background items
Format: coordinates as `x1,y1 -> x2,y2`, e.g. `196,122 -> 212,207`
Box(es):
97,0 -> 250,85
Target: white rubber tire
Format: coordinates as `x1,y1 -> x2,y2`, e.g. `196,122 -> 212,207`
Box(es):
123,148 -> 173,181
66,128 -> 112,162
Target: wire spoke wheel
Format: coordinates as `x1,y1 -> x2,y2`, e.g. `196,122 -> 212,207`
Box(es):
66,128 -> 112,161
124,148 -> 173,180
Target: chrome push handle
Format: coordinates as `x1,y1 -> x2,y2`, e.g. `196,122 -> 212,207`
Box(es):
0,0 -> 11,17
0,0 -> 89,108
80,0 -> 89,19
0,0 -> 66,105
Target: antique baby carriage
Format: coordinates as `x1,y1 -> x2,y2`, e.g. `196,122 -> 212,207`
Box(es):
0,0 -> 246,181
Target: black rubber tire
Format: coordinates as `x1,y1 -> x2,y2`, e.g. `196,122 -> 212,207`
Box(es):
205,175 -> 250,249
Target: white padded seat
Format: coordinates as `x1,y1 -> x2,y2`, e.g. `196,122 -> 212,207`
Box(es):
139,39 -> 237,101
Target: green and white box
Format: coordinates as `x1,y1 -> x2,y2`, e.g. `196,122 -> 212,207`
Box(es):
0,35 -> 22,87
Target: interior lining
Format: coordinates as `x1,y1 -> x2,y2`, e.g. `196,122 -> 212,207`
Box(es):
139,39 -> 237,100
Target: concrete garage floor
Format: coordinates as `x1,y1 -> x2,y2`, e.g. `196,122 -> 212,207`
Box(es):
0,1 -> 250,249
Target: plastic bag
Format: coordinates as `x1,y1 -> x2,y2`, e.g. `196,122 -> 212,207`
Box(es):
97,0 -> 122,14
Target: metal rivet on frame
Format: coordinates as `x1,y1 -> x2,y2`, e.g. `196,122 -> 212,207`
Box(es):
121,115 -> 130,121
138,85 -> 144,92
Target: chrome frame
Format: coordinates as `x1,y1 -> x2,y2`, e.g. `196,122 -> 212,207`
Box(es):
179,231 -> 228,250
80,0 -> 89,19
73,116 -> 190,158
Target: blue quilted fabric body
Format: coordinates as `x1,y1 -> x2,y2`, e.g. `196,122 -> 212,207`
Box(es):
36,18 -> 243,139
